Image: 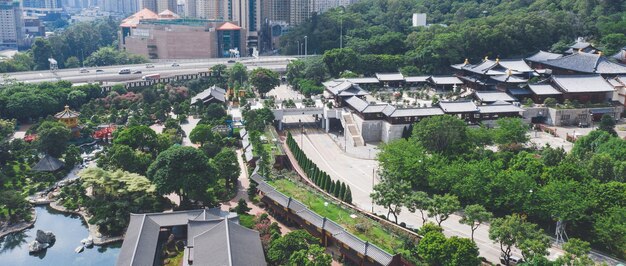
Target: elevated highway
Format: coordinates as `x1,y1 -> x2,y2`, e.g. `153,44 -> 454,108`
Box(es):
0,56 -> 294,84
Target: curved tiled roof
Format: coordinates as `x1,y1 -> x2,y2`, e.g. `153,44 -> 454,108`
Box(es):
540,52 -> 626,74
120,8 -> 159,28
54,105 -> 79,119
526,50 -> 563,62
218,22 -> 242,30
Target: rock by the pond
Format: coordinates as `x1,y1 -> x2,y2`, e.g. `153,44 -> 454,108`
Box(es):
28,241 -> 49,253
36,230 -> 56,244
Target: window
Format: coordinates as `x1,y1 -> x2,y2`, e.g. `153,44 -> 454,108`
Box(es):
561,114 -> 570,121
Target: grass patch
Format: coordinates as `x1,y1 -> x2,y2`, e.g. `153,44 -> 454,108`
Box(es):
267,178 -> 403,253
163,248 -> 184,266
239,213 -> 256,229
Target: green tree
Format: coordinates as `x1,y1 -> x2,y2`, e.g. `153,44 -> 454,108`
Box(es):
99,144 -> 152,174
267,230 -> 319,265
32,38 -> 52,70
412,115 -> 471,156
406,191 -> 431,224
63,144 -> 82,168
556,238 -> 594,266
228,62 -> 248,86
0,190 -> 30,223
489,214 -> 550,264
235,198 -> 251,214
322,48 -> 358,77
593,207 -> 626,258
601,33 -> 626,55
427,194 -> 461,226
417,231 -> 448,265
36,121 -> 71,157
460,204 -> 493,241
64,56 -> 80,68
190,124 -> 219,147
288,244 -> 332,266
210,64 -> 228,77
211,148 -> 240,193
249,68 -> 280,97
286,59 -> 305,86
445,236 -> 481,266
0,119 -> 16,141
598,114 -> 617,136
113,125 -> 159,153
543,97 -> 557,107
371,176 -> 411,223
493,118 -> 529,149
146,146 -> 216,205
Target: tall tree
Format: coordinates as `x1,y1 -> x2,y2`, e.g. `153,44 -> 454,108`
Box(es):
427,194 -> 461,226
113,125 -> 159,153
371,177 -> 411,223
460,204 -> 493,241
190,124 -> 220,147
406,191 -> 431,224
36,121 -> 71,157
146,146 -> 216,205
211,148 -> 240,193
489,214 -> 550,264
598,114 -> 617,136
412,115 -> 472,156
288,244 -> 332,266
493,118 -> 529,149
228,62 -> 248,86
249,68 -> 280,97
32,38 -> 53,70
267,230 -> 319,265
0,190 -> 29,223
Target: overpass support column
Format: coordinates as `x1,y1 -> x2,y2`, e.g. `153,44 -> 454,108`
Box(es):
325,116 -> 330,133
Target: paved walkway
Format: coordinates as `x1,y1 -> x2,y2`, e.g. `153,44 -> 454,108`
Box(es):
289,128 -> 569,264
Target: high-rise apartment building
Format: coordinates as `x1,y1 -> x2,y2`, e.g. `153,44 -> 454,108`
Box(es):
196,0 -> 228,19
0,0 -> 24,49
101,0 -> 139,14
268,0 -> 288,22
139,0 -> 175,12
289,0 -> 310,26
184,0 -> 196,17
156,0 -> 176,12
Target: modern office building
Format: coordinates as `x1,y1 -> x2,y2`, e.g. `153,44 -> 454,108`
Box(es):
120,9 -> 246,59
196,0 -> 228,19
138,0 -> 176,13
0,0 -> 23,50
101,0 -> 140,14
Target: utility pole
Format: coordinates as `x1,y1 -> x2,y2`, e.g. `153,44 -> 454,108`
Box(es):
304,35 -> 308,57
372,168 -> 376,213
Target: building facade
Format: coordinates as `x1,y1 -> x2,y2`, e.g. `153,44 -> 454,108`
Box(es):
0,0 -> 23,50
122,18 -> 246,59
101,0 -> 139,14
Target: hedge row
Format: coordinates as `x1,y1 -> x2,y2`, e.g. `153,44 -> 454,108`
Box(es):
286,132 -> 352,203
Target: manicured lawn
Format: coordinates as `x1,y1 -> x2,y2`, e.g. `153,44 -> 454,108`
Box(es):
267,178 -> 404,253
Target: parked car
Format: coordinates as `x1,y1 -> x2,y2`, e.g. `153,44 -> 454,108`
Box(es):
79,68 -> 89,73
500,254 -> 524,265
171,62 -> 180,67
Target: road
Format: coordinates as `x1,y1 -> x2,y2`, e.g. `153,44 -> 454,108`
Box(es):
282,114 -> 565,264
0,56 -> 293,84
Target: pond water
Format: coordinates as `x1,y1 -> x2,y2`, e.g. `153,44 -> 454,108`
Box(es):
0,206 -> 120,266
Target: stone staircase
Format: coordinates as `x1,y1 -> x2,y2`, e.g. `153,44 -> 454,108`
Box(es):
342,113 -> 365,147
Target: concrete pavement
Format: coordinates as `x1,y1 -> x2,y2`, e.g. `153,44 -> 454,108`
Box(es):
288,127 -> 568,264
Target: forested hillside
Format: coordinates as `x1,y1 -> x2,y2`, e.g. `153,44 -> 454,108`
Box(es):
281,0 -> 626,74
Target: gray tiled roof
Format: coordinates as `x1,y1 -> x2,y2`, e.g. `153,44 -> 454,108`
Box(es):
376,73 -> 404,81
239,128 -> 247,138
382,105 -> 396,116
192,220 -> 266,266
404,76 -> 430,83
474,91 -> 516,103
478,104 -> 524,114
345,96 -> 369,112
117,209 -> 230,266
528,84 -> 562,95
507,88 -> 532,95
428,76 -> 463,85
338,87 -> 369,97
526,50 -> 563,62
540,53 -> 626,74
344,77 -> 380,84
325,81 -> 353,95
498,60 -> 534,73
191,85 -> 226,104
363,104 -> 388,113
489,74 -> 528,83
32,155 -> 64,172
438,101 -> 479,113
551,75 -> 615,93
389,107 -> 444,117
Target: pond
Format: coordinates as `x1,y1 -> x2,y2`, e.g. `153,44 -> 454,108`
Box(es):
0,206 -> 120,266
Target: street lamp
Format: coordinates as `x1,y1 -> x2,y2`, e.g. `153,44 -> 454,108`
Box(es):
297,41 -> 300,56
304,35 -> 308,57
371,168 -> 376,213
